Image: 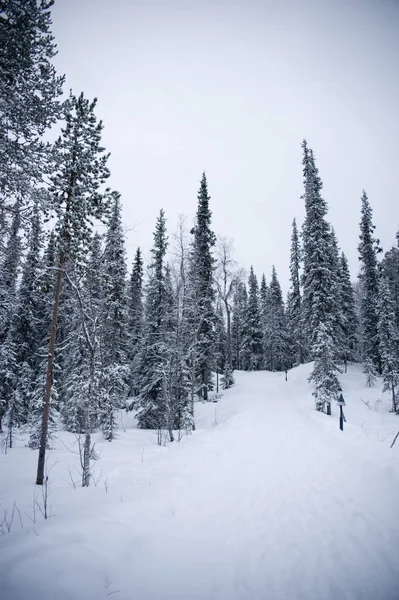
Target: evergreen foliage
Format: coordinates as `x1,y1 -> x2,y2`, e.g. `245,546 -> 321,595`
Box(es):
265,267 -> 289,372
301,141 -> 337,356
188,173 -> 216,400
378,278 -> 399,413
128,247 -> 144,395
231,281 -> 247,370
241,266 -> 263,371
308,322 -> 342,413
338,252 -> 358,369
287,218 -> 303,365
0,0 -> 64,204
100,192 -> 129,440
358,191 -> 382,374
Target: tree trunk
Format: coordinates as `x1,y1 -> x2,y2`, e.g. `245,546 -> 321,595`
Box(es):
326,402 -> 331,416
203,366 -> 208,401
82,432 -> 91,487
225,302 -> 232,369
36,249 -> 65,485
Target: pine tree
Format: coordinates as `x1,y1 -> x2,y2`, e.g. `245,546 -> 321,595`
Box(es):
259,274 -> 269,369
0,203 -> 22,431
35,92 -> 112,485
308,322 -> 342,413
241,266 -> 263,371
378,278 -> 399,413
137,210 -> 171,430
328,227 -> 346,365
358,191 -> 382,375
301,141 -> 337,356
0,331 -> 17,439
188,173 -> 216,400
287,218 -> 304,365
100,192 -> 129,441
363,357 -> 377,388
338,252 -> 358,371
127,247 -> 144,396
381,238 -> 399,332
267,266 -> 290,372
231,281 -> 247,370
0,0 -> 64,205
12,200 -> 44,419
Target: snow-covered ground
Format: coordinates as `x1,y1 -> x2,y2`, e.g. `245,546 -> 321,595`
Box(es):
1,364 -> 399,600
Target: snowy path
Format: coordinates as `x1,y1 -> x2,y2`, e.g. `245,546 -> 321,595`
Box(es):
1,369 -> 399,599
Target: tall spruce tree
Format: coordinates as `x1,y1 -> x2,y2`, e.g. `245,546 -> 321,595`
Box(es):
231,281 -> 247,370
188,173 -> 216,400
241,266 -> 263,371
300,141 -> 341,412
378,277 -> 399,413
12,200 -> 44,419
328,227 -> 346,364
301,141 -> 337,353
338,252 -> 358,371
128,247 -> 144,396
137,210 -> 171,430
358,191 -> 382,375
100,191 -> 129,441
381,238 -> 399,332
0,203 -> 22,431
287,218 -> 303,365
35,92 -> 112,485
266,266 -> 289,372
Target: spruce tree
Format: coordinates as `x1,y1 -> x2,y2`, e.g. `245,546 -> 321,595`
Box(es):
338,252 -> 358,371
188,173 -> 216,400
308,323 -> 342,413
128,247 -> 144,396
381,238 -> 399,332
35,92 -> 111,485
328,227 -> 346,364
267,266 -> 289,372
231,281 -> 247,370
12,200 -> 44,419
378,277 -> 399,413
0,203 -> 22,431
100,192 -> 129,441
259,274 -> 269,369
300,141 -> 341,412
137,210 -> 171,430
0,331 -> 17,439
358,191 -> 382,375
241,266 -> 263,371
287,218 -> 303,365
301,141 -> 337,354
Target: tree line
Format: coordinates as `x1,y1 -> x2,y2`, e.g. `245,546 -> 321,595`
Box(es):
1,1 -> 398,487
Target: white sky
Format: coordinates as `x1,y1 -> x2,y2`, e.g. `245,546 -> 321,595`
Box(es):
51,0 -> 399,293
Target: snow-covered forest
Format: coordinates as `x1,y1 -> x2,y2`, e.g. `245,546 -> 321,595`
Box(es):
1,2 -> 399,599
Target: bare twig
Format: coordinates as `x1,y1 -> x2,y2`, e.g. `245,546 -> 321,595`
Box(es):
390,431 -> 399,449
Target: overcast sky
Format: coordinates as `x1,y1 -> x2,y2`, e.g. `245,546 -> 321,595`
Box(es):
51,0 -> 399,292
